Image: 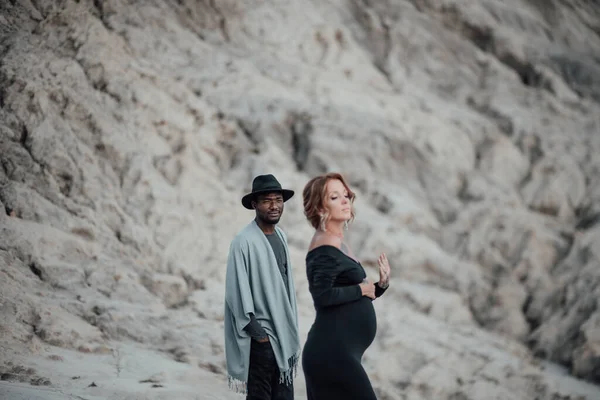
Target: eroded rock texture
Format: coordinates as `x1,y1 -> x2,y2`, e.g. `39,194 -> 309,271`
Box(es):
1,1 -> 600,399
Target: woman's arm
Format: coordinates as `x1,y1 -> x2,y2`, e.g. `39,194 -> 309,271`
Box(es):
307,253 -> 363,308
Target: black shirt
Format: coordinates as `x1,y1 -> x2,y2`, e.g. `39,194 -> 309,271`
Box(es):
265,232 -> 289,297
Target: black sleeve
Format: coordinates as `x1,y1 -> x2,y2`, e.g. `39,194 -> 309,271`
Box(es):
307,253 -> 362,308
243,313 -> 268,341
375,282 -> 388,298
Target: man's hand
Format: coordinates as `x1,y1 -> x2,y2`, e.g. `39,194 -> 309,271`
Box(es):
256,336 -> 269,343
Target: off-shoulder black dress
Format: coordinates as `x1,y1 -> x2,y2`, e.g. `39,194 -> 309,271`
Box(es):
302,245 -> 387,400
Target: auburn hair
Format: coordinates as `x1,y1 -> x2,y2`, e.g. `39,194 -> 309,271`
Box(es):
302,172 -> 356,230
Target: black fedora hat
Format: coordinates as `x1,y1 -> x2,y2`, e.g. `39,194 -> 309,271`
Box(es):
242,174 -> 294,209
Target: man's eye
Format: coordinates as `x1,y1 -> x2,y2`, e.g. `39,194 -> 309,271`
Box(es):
331,197 -> 338,200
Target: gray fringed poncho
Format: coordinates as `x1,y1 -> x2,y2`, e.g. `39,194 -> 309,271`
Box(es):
224,220 -> 300,393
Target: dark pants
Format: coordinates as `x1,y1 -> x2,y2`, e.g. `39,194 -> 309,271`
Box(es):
246,340 -> 294,400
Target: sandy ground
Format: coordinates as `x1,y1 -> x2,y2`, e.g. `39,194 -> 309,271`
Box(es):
2,343 -> 600,400
0,343 -> 265,400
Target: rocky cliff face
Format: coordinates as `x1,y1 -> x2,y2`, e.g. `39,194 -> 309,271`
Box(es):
1,1 -> 600,399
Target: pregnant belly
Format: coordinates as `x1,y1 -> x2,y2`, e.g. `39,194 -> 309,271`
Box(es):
309,297 -> 377,353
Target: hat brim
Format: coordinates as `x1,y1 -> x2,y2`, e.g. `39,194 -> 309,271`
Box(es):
241,189 -> 294,210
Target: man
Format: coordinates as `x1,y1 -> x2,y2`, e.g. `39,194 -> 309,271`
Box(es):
224,174 -> 300,400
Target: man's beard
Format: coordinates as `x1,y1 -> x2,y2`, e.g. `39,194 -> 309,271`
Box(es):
258,213 -> 281,225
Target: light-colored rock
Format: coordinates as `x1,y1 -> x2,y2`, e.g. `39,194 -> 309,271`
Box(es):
189,284 -> 225,321
1,0 -> 600,399
141,274 -> 189,309
522,155 -> 587,218
34,305 -> 104,349
528,225 -> 600,382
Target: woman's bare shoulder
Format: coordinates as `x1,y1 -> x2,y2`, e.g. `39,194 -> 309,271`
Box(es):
307,232 -> 342,252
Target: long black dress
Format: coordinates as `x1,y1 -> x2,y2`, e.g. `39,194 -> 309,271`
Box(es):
302,245 -> 387,400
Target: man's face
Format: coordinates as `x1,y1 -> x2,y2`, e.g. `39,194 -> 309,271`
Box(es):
253,192 -> 284,225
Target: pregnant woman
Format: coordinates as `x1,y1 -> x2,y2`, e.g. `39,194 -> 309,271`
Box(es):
301,172 -> 391,400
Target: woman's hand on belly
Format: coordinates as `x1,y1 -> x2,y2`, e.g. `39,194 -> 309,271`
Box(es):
359,279 -> 376,299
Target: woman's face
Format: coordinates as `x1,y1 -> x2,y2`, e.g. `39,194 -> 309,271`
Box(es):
323,179 -> 352,222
